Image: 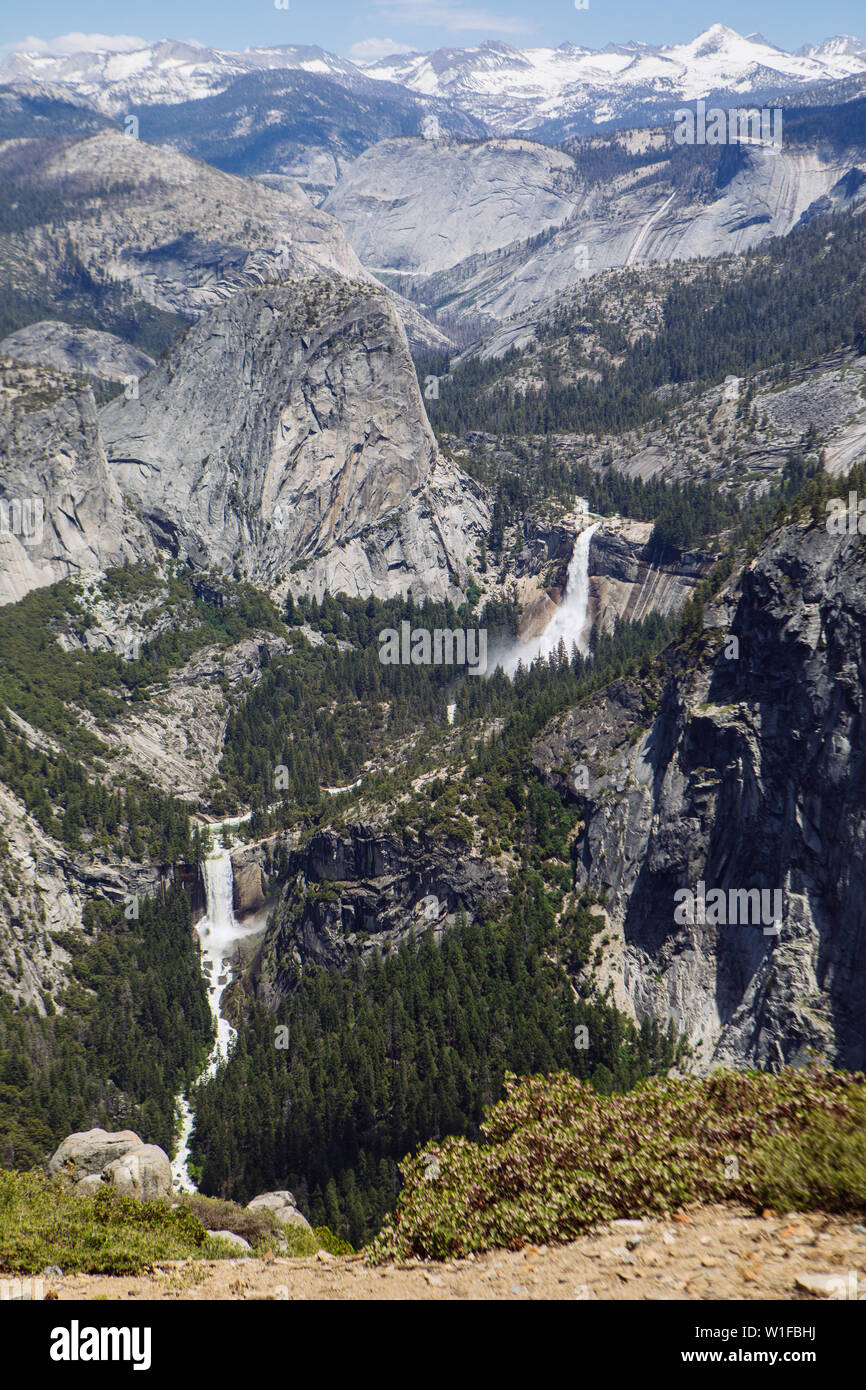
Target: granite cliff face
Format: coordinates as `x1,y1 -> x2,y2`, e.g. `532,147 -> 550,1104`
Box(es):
253,826 -> 509,1007
0,767 -> 165,1011
100,277 -> 487,602
589,521 -> 713,630
0,277 -> 485,608
329,133 -> 866,329
487,511 -> 711,644
3,130 -> 362,320
0,361 -> 150,607
532,520 -> 866,1072
0,323 -> 156,384
0,129 -> 449,355
323,138 -> 579,275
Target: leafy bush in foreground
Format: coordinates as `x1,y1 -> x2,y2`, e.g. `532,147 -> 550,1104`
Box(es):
369,1068 -> 866,1262
752,1107 -> 866,1214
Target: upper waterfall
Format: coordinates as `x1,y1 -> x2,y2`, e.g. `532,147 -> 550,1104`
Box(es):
500,522 -> 600,676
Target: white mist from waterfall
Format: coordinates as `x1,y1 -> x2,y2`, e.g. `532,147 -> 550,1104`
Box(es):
171,819 -> 260,1193
500,523 -> 600,677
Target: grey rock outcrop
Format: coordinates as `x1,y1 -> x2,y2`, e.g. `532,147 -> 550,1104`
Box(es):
212,1229 -> 252,1250
0,750 -> 165,1011
0,130 -> 448,354
17,130 -> 364,320
246,1190 -> 313,1233
324,137 -> 579,275
0,322 -> 155,384
531,519 -> 866,1072
74,1175 -> 106,1195
48,1128 -> 142,1180
48,1127 -> 172,1199
256,825 -> 509,1005
100,278 -> 487,602
0,777 -> 80,1008
102,1145 -> 172,1200
0,276 -> 484,610
0,361 -> 150,607
79,630 -> 290,802
331,134 -> 866,329
232,860 -> 269,917
589,521 -> 713,629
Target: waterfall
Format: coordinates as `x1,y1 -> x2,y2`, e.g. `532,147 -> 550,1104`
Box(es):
500,522 -> 600,676
198,852 -> 243,1069
171,819 -> 256,1192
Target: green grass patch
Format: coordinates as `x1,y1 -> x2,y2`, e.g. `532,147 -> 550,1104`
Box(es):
0,1170 -> 347,1273
0,1169 -> 215,1275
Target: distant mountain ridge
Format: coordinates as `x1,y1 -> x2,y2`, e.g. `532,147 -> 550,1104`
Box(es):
2,26 -> 865,142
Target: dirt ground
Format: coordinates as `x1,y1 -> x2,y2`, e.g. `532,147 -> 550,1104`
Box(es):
49,1205 -> 866,1300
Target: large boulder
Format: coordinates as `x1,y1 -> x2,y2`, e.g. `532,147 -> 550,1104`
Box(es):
246,1190 -> 313,1233
211,1230 -> 252,1251
48,1127 -> 172,1201
74,1174 -> 106,1195
48,1128 -> 142,1181
102,1144 -> 172,1201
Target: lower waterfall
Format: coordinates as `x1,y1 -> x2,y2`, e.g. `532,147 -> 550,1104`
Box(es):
171,820 -> 258,1193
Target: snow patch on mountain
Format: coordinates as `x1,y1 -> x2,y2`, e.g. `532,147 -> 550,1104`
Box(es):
2,27 -> 864,134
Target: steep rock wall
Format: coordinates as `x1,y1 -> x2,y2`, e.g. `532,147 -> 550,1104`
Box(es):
532,521 -> 866,1072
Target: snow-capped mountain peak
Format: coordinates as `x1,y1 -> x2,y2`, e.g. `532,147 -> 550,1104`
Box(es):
0,26 -> 864,134
681,22 -> 744,56
799,35 -> 866,59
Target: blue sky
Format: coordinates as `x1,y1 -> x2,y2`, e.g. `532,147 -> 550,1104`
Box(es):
1,1 -> 863,60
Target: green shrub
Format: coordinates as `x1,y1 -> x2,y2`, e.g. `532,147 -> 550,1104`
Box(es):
368,1067 -> 866,1262
178,1193 -> 284,1249
0,1171 -> 348,1272
314,1226 -> 355,1256
751,1105 -> 866,1213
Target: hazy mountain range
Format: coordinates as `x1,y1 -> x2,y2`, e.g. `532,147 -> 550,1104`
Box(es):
3,26 -> 866,137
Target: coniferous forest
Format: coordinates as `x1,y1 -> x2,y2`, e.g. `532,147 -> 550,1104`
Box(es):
190,880 -> 681,1246
0,888 -> 212,1168
418,207 -> 866,439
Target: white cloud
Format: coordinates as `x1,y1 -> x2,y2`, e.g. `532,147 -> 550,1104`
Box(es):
372,1 -> 534,35
347,37 -> 418,61
4,33 -> 148,56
